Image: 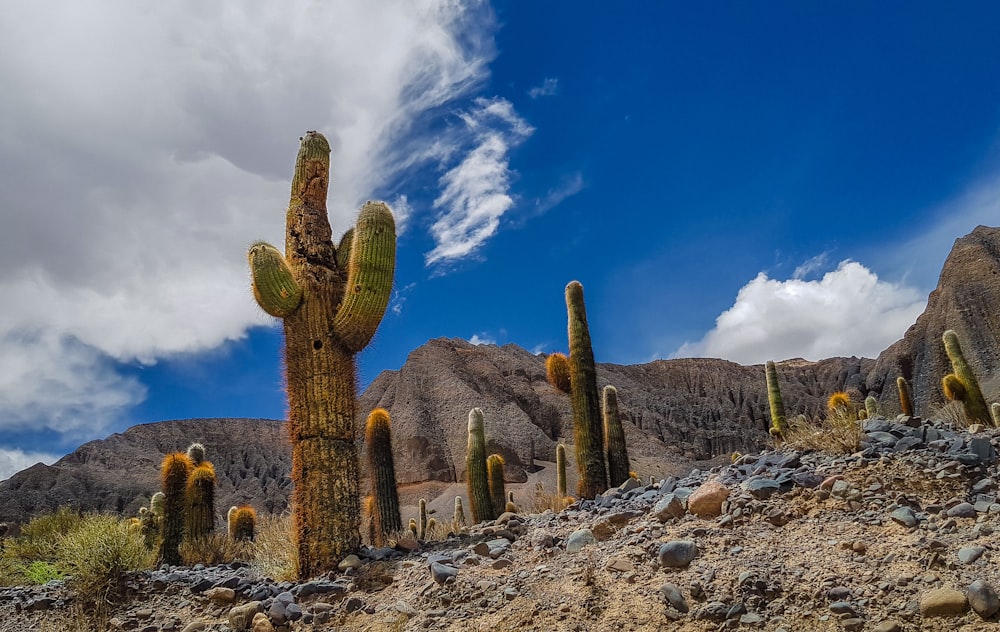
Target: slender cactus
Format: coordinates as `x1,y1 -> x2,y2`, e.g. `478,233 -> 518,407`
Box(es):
556,444 -> 567,498
364,408 -> 402,545
897,377 -> 913,416
943,330 -> 990,424
765,361 -> 787,440
248,132 -> 396,578
185,462 -> 216,540
157,453 -> 192,566
602,385 -> 631,487
992,403 -> 1000,426
466,408 -> 494,522
565,281 -> 607,498
453,496 -> 466,529
487,455 -> 506,518
864,395 -> 879,418
545,353 -> 571,393
417,498 -> 427,540
408,518 -> 417,537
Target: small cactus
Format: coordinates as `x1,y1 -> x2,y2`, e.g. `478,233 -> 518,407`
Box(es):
864,395 -> 879,418
858,409 -> 869,420
486,454 -> 506,519
158,452 -> 192,566
556,444 -> 567,498
150,492 -> 165,517
408,518 -> 418,538
228,505 -> 256,542
602,385 -> 631,487
425,517 -> 437,537
466,408 -> 494,523
453,496 -> 466,529
186,442 -> 206,466
505,501 -> 517,513
992,403 -> 1000,426
897,377 -> 913,416
545,353 -> 571,393
138,503 -> 159,550
417,498 -> 427,540
827,391 -> 852,416
765,361 -> 787,439
185,461 -> 216,540
943,330 -> 990,424
364,408 -> 402,545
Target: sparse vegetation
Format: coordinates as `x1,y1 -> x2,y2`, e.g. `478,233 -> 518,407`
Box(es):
783,402 -> 863,454
58,514 -> 152,602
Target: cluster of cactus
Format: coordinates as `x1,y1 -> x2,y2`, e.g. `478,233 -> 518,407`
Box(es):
139,492 -> 164,549
941,330 -> 990,425
764,361 -> 787,440
248,131 -> 397,578
227,505 -> 257,542
365,408 -> 401,546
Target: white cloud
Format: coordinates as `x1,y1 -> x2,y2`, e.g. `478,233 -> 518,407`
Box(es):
0,447 -> 60,483
469,333 -> 497,346
425,97 -> 534,265
792,252 -> 830,280
0,1 -> 498,434
528,77 -> 559,99
674,260 -> 926,364
534,172 -> 584,216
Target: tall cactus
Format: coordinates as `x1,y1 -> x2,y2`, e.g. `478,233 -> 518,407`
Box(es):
545,353 -> 571,393
247,131 -> 396,577
364,408 -> 401,545
765,361 -> 787,440
897,377 -> 913,416
158,453 -> 192,566
942,330 -> 990,425
466,408 -> 495,523
486,454 -> 506,517
602,385 -> 631,487
417,498 -> 427,540
185,461 -> 216,540
565,281 -> 607,498
556,444 -> 568,498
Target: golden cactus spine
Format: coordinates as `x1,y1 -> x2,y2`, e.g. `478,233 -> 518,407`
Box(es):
897,377 -> 913,416
486,454 -> 506,517
364,408 -> 401,545
602,385 -> 630,487
943,373 -> 966,402
565,280 -> 607,498
228,505 -> 256,542
247,132 -> 396,578
942,330 -> 990,424
185,452 -> 216,541
556,444 -> 567,498
765,361 -> 787,439
545,353 -> 571,393
158,452 -> 192,566
408,518 -> 418,538
466,408 -> 495,523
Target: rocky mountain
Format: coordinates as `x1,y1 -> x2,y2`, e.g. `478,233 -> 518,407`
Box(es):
2,225 -> 1000,526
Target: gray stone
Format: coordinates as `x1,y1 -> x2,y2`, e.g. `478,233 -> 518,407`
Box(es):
867,431 -> 898,444
658,540 -> 699,568
267,599 -> 287,625
890,507 -> 918,528
947,502 -> 977,518
430,562 -> 458,585
967,579 -> 1000,618
660,582 -> 689,613
829,601 -> 856,616
969,437 -> 996,464
653,494 -> 685,521
285,603 -> 303,621
742,478 -> 781,500
872,622 -> 902,632
566,528 -> 597,553
958,547 -> 985,564
894,436 -> 923,452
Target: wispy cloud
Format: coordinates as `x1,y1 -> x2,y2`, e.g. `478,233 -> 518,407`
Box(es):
533,172 -> 584,216
0,447 -> 59,482
528,77 -> 559,99
425,97 -> 535,265
792,252 -> 831,280
469,333 -> 497,346
674,261 -> 926,364
389,282 -> 417,317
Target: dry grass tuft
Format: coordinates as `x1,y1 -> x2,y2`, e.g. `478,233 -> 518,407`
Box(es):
180,532 -> 252,566
57,514 -> 153,602
531,482 -> 573,514
783,410 -> 863,454
929,400 -> 970,428
248,514 -> 297,582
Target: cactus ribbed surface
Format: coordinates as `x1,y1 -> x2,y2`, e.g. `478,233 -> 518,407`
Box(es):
765,361 -> 787,440
556,444 -> 567,498
943,330 -> 990,425
247,131 -> 396,578
486,454 -> 506,518
158,453 -> 192,566
417,498 -> 427,540
453,496 -> 466,529
897,377 -> 913,417
364,408 -> 401,545
228,506 -> 256,542
602,385 -> 631,487
466,408 -> 494,523
545,353 -> 571,393
565,281 -> 607,498
864,395 -> 879,418
185,462 -> 216,540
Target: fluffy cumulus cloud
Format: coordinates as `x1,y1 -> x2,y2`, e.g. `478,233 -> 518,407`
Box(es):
0,0 -> 500,436
674,261 -> 926,364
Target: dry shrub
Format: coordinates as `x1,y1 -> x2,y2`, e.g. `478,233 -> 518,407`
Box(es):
57,514 -> 153,602
179,532 -> 252,567
929,400 -> 970,428
4,507 -> 84,563
248,514 -> 296,582
783,411 -> 863,454
531,482 -> 573,514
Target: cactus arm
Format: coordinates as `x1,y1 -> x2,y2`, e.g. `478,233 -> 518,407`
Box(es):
943,330 -> 990,424
249,241 -> 303,318
333,201 -> 396,352
336,227 -> 354,270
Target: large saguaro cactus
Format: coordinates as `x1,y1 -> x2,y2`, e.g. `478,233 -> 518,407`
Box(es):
248,131 -> 396,578
942,329 -> 990,425
466,408 -> 494,523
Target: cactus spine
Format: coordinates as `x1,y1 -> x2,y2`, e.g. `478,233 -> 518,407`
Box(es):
364,408 -> 401,545
546,353 -> 571,393
864,395 -> 879,418
897,377 -> 913,416
228,505 -> 256,542
247,132 -> 396,578
417,498 -> 427,540
765,361 -> 787,439
556,444 -> 567,498
466,408 -> 495,523
602,385 -> 630,487
186,442 -> 205,466
140,493 -> 164,549
565,281 -> 607,498
942,330 -> 990,425
486,454 -> 506,518
185,461 -> 216,540
453,496 -> 466,529
158,453 -> 192,566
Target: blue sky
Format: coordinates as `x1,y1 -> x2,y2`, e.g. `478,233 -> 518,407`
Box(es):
1,1 -> 1000,479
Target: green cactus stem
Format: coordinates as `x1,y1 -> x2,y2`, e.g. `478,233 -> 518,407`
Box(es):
942,330 -> 990,425
228,506 -> 256,542
602,385 -> 631,487
185,462 -> 216,540
864,395 -> 879,418
417,498 -> 427,540
466,408 -> 495,523
486,454 -> 506,518
364,408 -> 402,546
858,409 -> 869,420
556,444 -> 567,498
158,453 -> 192,566
453,496 -> 466,529
992,403 -> 1000,426
247,131 -> 397,578
425,517 -> 437,537
565,280 -> 607,498
942,373 -> 966,402
765,361 -> 787,440
545,353 -> 571,393
897,377 -> 913,417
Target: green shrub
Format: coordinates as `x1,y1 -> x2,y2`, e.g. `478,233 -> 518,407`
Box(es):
57,514 -> 152,601
6,507 -> 84,562
18,561 -> 65,584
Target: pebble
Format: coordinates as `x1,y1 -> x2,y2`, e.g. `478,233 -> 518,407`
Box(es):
660,583 -> 688,613
957,546 -> 985,564
658,540 -> 699,568
565,528 -> 597,553
687,480 -> 729,518
967,579 -> 1000,618
920,587 -> 969,617
890,507 -> 918,528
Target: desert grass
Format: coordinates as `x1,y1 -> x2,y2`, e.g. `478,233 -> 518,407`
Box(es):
531,482 -> 573,514
783,410 -> 863,455
57,514 -> 153,602
929,399 -> 971,428
247,514 -> 297,582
